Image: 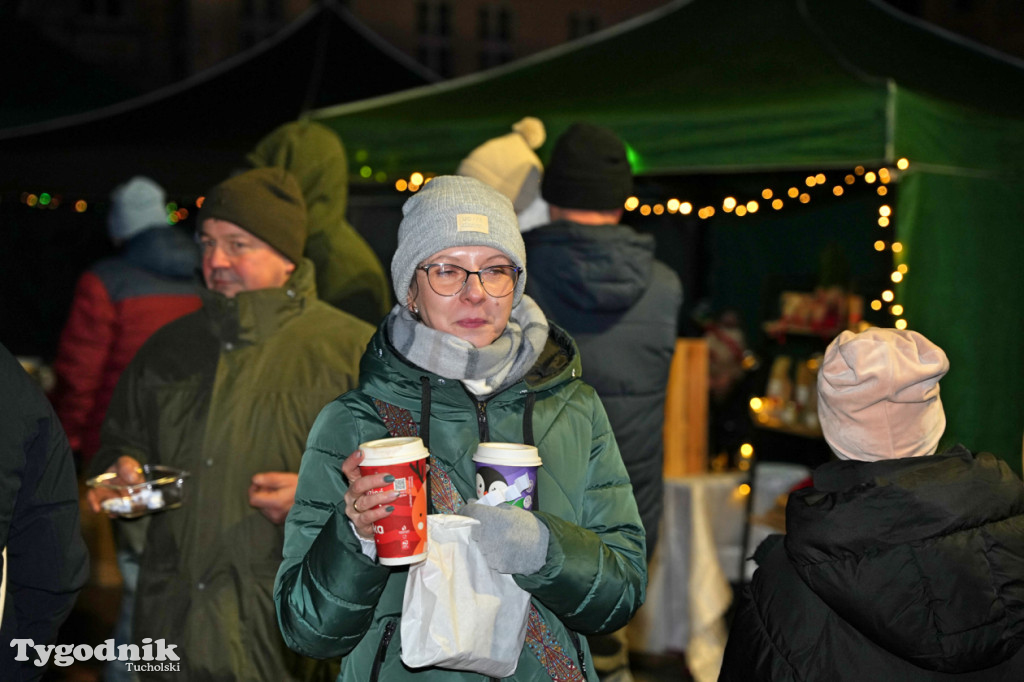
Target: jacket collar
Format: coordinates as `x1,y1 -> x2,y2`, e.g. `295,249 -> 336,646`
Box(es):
200,258 -> 317,346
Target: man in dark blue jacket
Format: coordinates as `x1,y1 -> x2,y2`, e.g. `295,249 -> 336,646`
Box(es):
524,122 -> 683,681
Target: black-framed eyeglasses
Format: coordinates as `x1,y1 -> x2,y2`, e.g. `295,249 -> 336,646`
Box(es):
417,263 -> 521,298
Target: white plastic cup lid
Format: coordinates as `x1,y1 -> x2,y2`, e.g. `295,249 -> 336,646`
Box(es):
359,436 -> 429,465
472,442 -> 542,467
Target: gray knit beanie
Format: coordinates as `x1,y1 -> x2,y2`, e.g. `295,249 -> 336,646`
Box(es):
392,175 -> 526,306
108,176 -> 168,242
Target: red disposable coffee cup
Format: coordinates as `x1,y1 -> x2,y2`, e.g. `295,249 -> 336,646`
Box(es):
359,436 -> 429,566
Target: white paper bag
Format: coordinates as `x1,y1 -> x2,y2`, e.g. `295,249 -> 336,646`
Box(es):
400,514 -> 531,677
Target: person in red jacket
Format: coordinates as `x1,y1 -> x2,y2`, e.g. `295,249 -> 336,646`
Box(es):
52,176 -> 201,466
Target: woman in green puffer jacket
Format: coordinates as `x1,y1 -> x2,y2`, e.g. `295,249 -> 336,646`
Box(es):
275,176 -> 647,681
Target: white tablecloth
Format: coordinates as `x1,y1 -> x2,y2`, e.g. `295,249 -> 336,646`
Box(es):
627,463 -> 810,682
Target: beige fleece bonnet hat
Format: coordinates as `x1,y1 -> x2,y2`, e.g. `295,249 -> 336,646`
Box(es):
817,327 -> 949,462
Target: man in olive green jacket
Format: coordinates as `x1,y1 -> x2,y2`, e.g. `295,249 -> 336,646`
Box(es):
88,168 -> 374,681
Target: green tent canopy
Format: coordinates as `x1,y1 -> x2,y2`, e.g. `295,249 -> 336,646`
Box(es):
309,0 -> 1024,472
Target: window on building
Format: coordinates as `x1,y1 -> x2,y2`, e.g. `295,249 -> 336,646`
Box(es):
568,10 -> 601,40
416,0 -> 454,77
478,4 -> 514,70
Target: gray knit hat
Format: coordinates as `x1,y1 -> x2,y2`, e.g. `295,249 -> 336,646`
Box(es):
392,175 -> 526,306
108,176 -> 168,242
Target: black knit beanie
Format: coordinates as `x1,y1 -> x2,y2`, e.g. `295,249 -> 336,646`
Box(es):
198,167 -> 307,264
541,122 -> 633,211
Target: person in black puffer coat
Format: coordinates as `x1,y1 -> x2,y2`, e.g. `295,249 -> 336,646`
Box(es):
719,328 -> 1024,681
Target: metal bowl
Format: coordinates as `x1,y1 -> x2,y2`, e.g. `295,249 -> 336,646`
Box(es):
87,464 -> 190,519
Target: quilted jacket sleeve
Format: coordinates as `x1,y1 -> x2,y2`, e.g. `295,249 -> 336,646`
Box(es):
515,389 -> 648,636
275,399 -> 391,659
52,271 -> 116,453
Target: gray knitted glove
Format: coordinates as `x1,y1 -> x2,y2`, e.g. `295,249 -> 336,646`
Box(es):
458,501 -> 550,575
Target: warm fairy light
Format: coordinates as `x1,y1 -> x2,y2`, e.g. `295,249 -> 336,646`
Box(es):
871,299 -> 882,311
735,205 -> 748,217
738,483 -> 751,496
799,193 -> 810,204
879,205 -> 892,217
196,196 -> 205,208
395,179 -> 408,191
895,318 -> 908,329
625,196 -> 640,211
410,172 -> 424,186
897,264 -> 908,274
749,396 -> 764,411
891,304 -> 904,315
740,443 -> 754,458
845,174 -> 856,184
879,168 -> 891,183
680,201 -> 693,215
891,271 -> 904,283
882,290 -> 894,302
897,158 -> 910,170
865,171 -> 877,183
772,198 -> 783,210
705,206 -> 715,217
409,183 -> 421,192
723,197 -> 737,212
892,242 -> 903,253
640,204 -> 652,216
761,188 -> 773,199
877,186 -> 888,196
815,173 -> 826,184
833,186 -> 844,196
666,198 -> 680,212
27,194 -> 38,207
746,200 -> 759,213
855,165 -> 865,175
805,175 -> 817,187
874,240 -> 886,251
879,217 -> 890,227
75,199 -> 88,212
788,187 -> 799,198
653,204 -> 665,215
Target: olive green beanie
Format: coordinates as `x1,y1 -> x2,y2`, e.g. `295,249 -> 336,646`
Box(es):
198,167 -> 307,264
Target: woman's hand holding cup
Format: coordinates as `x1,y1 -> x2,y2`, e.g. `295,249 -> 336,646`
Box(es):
342,449 -> 400,540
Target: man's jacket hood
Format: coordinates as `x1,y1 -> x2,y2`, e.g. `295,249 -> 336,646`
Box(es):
247,120 -> 391,323
524,220 -> 655,314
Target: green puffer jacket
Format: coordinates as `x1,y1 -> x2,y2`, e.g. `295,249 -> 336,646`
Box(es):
91,260 -> 374,681
276,319 -> 648,681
